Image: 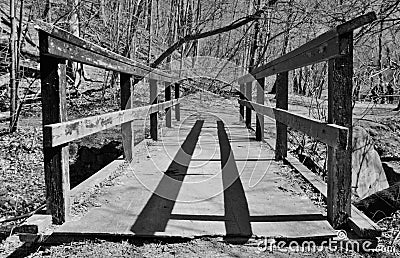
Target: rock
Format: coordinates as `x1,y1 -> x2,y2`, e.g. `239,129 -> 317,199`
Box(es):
355,183 -> 400,221
352,126 -> 389,201
382,162 -> 400,186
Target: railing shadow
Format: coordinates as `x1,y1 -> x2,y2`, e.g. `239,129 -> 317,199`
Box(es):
217,121 -> 252,243
130,120 -> 204,235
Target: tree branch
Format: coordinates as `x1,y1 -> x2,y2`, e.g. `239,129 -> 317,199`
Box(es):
150,0 -> 278,69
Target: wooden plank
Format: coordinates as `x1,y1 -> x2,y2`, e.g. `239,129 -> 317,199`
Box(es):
150,79 -> 158,140
275,72 -> 288,160
237,13 -> 376,83
255,78 -> 264,141
120,73 -> 134,162
284,154 -> 382,238
39,41 -> 70,224
36,21 -> 175,82
44,99 -> 181,147
54,112 -> 336,240
239,83 -> 245,122
238,100 -> 349,149
165,82 -> 172,128
327,32 -> 353,228
175,83 -> 180,121
14,215 -> 52,234
245,81 -> 252,128
336,12 -> 377,35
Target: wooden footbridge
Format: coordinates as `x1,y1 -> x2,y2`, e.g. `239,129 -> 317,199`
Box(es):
18,13 -> 383,243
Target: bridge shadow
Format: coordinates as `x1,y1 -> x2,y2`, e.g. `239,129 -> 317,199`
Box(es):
130,120 -> 204,235
217,121 -> 252,243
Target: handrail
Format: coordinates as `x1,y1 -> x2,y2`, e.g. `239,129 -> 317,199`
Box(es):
44,99 -> 182,148
237,12 -> 377,230
238,12 -> 376,84
35,21 -> 177,82
239,99 -> 348,149
37,22 -> 182,224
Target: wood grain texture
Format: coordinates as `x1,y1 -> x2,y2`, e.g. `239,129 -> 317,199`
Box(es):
245,82 -> 252,129
327,33 -> 353,229
238,100 -> 348,149
174,83 -> 180,121
237,13 -> 376,84
165,82 -> 172,128
275,72 -> 288,160
255,78 -> 265,141
40,45 -> 70,224
239,83 -> 245,122
284,154 -> 382,238
44,99 -> 181,147
120,73 -> 134,162
35,21 -> 175,82
150,79 -> 158,141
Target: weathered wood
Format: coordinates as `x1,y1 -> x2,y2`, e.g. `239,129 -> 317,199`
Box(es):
245,81 -> 252,128
35,21 -> 175,82
150,79 -> 158,140
239,83 -> 245,122
53,114 -> 336,240
237,13 -> 376,84
44,99 -> 181,147
255,78 -> 265,141
275,72 -> 288,160
40,46 -> 70,224
175,83 -> 180,121
14,215 -> 52,234
120,73 -> 134,162
165,82 -> 172,128
238,100 -> 348,149
327,32 -> 353,229
284,154 -> 382,238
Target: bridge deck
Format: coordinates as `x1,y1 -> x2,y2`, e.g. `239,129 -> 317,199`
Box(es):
56,95 -> 336,240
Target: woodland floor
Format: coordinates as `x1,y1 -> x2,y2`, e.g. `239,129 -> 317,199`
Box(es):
0,88 -> 400,257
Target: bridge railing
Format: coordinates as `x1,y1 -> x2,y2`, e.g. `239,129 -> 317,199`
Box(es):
36,21 -> 181,224
237,13 -> 376,229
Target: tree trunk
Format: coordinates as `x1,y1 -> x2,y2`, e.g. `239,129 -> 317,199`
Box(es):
67,0 -> 81,90
147,0 -> 153,65
9,0 -> 18,133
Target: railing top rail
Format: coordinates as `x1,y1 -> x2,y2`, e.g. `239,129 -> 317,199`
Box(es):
238,12 -> 376,84
35,20 -> 178,82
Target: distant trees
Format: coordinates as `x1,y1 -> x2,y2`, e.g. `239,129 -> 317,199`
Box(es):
3,0 -> 400,134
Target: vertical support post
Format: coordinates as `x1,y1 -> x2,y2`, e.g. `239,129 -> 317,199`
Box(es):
245,81 -> 252,128
239,83 -> 245,122
165,82 -> 172,128
327,33 -> 353,228
120,73 -> 134,162
150,79 -> 158,140
275,72 -> 288,160
256,78 -> 265,141
40,34 -> 69,224
175,83 -> 180,121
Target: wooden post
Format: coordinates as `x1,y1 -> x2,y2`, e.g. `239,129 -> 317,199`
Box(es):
239,83 -> 245,122
245,81 -> 252,128
256,78 -> 265,141
150,78 -> 158,140
120,73 -> 134,162
275,72 -> 288,160
327,33 -> 353,228
165,82 -> 172,128
40,42 -> 70,224
175,83 -> 180,121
